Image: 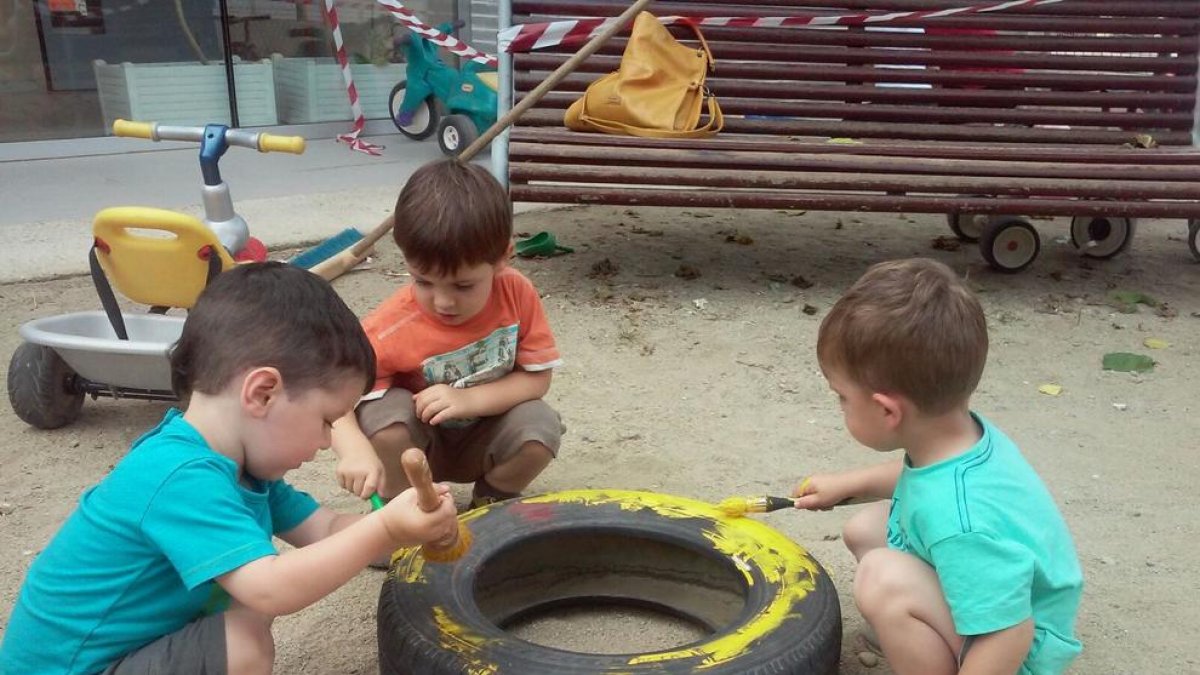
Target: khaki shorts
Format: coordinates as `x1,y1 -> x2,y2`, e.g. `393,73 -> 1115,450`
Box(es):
103,612 -> 226,675
357,388 -> 564,483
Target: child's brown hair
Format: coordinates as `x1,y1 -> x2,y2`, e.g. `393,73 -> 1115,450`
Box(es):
817,258 -> 988,414
392,158 -> 511,275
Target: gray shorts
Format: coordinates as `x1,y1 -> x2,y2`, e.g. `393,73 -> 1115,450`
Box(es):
103,612 -> 226,675
357,388 -> 564,482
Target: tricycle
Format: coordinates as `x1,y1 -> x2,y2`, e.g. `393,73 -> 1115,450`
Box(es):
6,121 -> 305,429
388,20 -> 498,156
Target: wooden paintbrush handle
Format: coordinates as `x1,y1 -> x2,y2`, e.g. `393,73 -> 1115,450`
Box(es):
400,448 -> 442,513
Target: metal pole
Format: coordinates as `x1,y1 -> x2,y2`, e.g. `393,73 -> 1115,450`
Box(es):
218,0 -> 240,128
492,0 -> 513,188
1193,31 -> 1200,147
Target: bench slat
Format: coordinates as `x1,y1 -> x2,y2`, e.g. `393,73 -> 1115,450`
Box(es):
516,109 -> 1194,145
516,54 -> 1196,93
513,0 -> 1200,19
510,129 -> 1200,163
511,142 -> 1200,182
525,93 -> 1194,130
518,74 -> 1194,111
510,185 -> 1200,219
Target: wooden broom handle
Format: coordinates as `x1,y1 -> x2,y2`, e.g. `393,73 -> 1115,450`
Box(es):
325,0 -> 657,270
400,448 -> 442,513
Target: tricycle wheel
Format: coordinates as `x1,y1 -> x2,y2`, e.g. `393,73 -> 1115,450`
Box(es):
946,195 -> 992,242
7,342 -> 84,429
1070,216 -> 1135,259
437,114 -> 479,156
1187,219 -> 1199,262
389,83 -> 438,140
980,216 -> 1040,273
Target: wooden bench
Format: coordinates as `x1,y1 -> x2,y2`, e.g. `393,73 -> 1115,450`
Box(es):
497,0 -> 1200,272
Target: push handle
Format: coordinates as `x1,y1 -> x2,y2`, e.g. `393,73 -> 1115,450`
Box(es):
258,133 -> 306,154
400,448 -> 442,513
112,119 -> 154,139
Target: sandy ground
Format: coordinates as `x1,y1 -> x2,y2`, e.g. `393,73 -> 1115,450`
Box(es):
1,205 -> 1198,673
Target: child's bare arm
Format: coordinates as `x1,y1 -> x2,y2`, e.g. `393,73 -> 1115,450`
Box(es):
414,370 -> 551,425
217,486 -> 455,616
793,459 -> 902,509
276,506 -> 364,548
958,619 -> 1034,675
330,411 -> 385,498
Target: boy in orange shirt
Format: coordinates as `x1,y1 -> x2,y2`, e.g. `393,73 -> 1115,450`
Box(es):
331,159 -> 564,509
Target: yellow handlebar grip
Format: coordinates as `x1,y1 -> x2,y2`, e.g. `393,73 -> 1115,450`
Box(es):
112,119 -> 155,139
258,134 -> 306,154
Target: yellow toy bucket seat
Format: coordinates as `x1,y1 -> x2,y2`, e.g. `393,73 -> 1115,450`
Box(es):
90,207 -> 236,339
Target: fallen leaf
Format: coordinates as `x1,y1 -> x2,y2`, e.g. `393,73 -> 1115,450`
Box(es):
1038,384 -> 1063,397
675,264 -> 701,280
930,235 -> 961,252
1102,352 -> 1156,373
1143,338 -> 1169,350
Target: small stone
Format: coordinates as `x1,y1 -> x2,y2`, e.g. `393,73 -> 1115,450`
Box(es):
675,264 -> 701,280
858,651 -> 880,667
0,502 -> 14,515
22,550 -> 34,556
1112,403 -> 1128,411
1099,555 -> 1116,566
802,304 -> 819,316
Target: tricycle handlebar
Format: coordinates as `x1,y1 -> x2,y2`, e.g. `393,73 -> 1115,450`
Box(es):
112,120 -> 306,155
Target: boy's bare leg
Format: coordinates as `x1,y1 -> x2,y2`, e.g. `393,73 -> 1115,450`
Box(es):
844,500 -> 890,561
855,548 -> 964,675
224,602 -> 274,675
370,423 -> 416,499
485,441 -> 553,494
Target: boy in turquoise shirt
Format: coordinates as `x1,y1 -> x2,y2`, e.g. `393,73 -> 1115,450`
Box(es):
1,263 -> 458,674
794,258 -> 1083,674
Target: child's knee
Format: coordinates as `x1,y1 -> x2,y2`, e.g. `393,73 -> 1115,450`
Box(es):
224,609 -> 274,674
372,422 -> 415,452
853,549 -> 904,615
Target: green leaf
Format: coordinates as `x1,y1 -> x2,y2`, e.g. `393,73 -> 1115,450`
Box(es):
1108,290 -> 1159,314
1102,352 -> 1156,373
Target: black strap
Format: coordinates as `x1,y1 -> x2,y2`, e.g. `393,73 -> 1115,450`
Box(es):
89,245 -> 129,341
204,246 -> 222,286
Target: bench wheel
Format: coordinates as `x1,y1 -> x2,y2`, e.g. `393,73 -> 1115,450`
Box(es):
437,114 -> 478,156
389,83 -> 438,140
946,196 -> 993,242
980,216 -> 1040,273
7,342 -> 84,429
1070,216 -> 1134,259
1188,219 -> 1199,262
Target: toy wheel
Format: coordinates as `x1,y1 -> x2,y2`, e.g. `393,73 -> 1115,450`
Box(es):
980,216 -> 1041,273
379,490 -> 841,674
7,342 -> 84,429
1070,215 -> 1135,259
437,114 -> 479,157
389,83 -> 438,140
1189,219 -> 1200,262
945,195 -> 992,242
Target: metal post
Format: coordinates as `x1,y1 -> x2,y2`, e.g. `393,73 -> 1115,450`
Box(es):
1193,31 -> 1200,147
492,0 -> 513,188
218,0 -> 240,128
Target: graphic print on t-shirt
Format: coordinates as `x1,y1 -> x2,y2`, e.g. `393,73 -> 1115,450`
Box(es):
420,325 -> 517,426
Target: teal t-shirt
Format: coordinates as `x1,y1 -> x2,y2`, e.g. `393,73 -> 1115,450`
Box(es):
0,409 -> 319,675
887,414 -> 1083,675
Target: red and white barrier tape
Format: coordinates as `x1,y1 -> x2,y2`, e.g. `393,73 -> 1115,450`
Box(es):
325,0 -> 383,155
325,0 -> 498,154
499,0 -> 1066,54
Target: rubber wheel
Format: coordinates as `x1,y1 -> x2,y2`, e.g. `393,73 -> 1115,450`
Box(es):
7,342 -> 84,429
1070,216 -> 1135,259
436,114 -> 479,157
1189,219 -> 1200,262
980,216 -> 1041,273
378,490 -> 841,674
945,195 -> 993,243
389,83 -> 438,140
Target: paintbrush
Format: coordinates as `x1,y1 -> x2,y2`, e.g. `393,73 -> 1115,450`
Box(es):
716,496 -> 797,518
400,448 -> 472,563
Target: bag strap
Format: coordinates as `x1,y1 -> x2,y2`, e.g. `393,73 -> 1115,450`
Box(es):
89,243 -> 129,341
578,94 -> 723,139
676,17 -> 715,71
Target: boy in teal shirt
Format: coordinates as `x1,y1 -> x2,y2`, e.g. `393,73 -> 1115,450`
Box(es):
794,258 -> 1083,674
1,263 -> 458,674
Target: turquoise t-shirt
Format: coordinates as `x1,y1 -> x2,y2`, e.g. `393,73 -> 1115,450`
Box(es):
0,409 -> 319,675
887,414 -> 1083,675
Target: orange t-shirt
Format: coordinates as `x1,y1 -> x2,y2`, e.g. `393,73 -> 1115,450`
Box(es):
360,266 -> 561,396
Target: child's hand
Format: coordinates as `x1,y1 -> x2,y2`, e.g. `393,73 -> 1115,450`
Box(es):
413,384 -> 475,425
379,484 -> 459,547
336,448 -> 386,499
792,473 -> 855,511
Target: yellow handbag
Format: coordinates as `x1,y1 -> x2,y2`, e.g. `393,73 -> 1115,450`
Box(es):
565,12 -> 723,138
